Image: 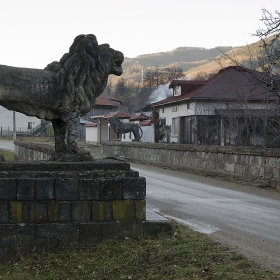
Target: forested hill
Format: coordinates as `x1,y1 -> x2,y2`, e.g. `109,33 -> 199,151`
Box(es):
123,46 -> 233,70
118,39 -> 263,82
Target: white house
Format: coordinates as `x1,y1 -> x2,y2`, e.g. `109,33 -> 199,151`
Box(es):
85,118 -> 109,145
0,106 -> 41,136
154,66 -> 280,147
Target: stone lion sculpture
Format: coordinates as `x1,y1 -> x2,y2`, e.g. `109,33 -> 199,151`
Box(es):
108,115 -> 143,141
0,34 -> 124,159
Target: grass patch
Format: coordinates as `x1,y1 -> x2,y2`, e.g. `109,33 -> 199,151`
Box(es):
0,150 -> 14,161
0,223 -> 279,280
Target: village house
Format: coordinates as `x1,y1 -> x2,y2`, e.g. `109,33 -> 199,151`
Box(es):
154,66 -> 280,147
0,105 -> 41,136
82,94 -> 122,121
84,94 -> 124,144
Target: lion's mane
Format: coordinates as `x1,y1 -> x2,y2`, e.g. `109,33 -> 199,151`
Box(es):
45,34 -> 107,114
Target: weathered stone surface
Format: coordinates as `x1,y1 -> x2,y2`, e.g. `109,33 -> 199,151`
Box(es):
1,157 -> 131,172
9,201 -> 29,223
0,179 -> 17,200
0,202 -> 9,223
135,200 -> 146,221
58,202 -> 72,222
79,223 -> 102,244
29,202 -> 48,223
47,201 -> 73,222
36,179 -> 54,200
55,223 -> 79,244
0,158 -> 170,264
72,202 -> 92,222
92,201 -> 112,222
36,223 -> 57,239
55,179 -> 78,201
79,179 -> 100,200
17,178 -> 36,200
100,179 -> 122,200
47,202 -> 59,222
102,222 -> 144,239
123,177 -> 146,199
113,200 -> 135,221
144,221 -> 173,237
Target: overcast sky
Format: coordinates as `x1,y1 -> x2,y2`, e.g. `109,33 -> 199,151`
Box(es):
0,0 -> 278,69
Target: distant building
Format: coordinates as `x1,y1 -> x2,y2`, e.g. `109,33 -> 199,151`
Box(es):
154,66 -> 280,147
0,106 -> 41,136
82,94 -> 123,121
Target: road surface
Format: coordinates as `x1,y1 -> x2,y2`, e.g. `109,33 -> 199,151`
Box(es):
131,163 -> 280,272
0,139 -> 14,152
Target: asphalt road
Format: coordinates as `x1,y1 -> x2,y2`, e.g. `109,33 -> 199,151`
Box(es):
130,163 -> 280,272
0,139 -> 14,152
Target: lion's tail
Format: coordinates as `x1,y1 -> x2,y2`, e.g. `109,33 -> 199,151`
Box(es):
139,126 -> 143,140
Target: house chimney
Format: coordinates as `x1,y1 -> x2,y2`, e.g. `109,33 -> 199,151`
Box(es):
270,63 -> 277,76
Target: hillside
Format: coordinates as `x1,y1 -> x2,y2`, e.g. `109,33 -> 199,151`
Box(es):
123,46 -> 233,69
112,39 -> 263,84
185,40 -> 263,79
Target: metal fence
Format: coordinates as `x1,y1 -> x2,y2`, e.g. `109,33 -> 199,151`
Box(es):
0,124 -> 86,140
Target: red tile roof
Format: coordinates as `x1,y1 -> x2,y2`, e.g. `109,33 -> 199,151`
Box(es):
95,96 -> 120,107
130,113 -> 149,121
154,66 -> 280,107
139,120 -> 152,126
84,123 -> 98,127
103,111 -> 130,119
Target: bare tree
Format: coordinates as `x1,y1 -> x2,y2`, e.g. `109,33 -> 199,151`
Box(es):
165,66 -> 184,81
103,76 -> 113,95
115,77 -> 130,98
143,67 -> 165,88
192,71 -> 216,81
254,9 -> 280,88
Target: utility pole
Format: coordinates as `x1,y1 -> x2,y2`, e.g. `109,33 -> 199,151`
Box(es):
13,111 -> 16,140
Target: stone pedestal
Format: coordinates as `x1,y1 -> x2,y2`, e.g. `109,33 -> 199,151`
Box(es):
0,159 -> 171,262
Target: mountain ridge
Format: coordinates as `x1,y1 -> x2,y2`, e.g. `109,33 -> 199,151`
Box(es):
108,39 -> 264,87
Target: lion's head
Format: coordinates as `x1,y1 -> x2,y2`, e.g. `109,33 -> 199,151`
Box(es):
45,34 -> 124,115
97,44 -> 124,76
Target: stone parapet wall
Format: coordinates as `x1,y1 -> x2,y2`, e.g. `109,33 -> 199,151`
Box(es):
14,140 -> 54,160
102,142 -> 280,190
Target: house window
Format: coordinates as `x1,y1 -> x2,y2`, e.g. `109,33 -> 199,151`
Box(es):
162,108 -> 164,113
172,117 -> 179,136
187,103 -> 190,110
174,86 -> 181,96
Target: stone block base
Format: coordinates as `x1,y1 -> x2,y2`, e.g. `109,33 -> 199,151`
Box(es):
0,160 -> 171,262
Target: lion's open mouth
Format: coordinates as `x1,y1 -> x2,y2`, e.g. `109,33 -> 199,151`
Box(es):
112,59 -> 123,76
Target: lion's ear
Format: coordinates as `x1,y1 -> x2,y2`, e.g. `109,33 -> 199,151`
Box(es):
86,34 -> 97,42
99,44 -> 110,51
